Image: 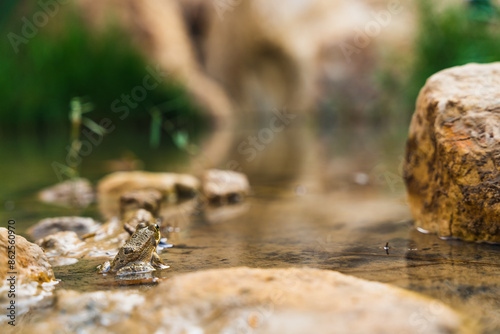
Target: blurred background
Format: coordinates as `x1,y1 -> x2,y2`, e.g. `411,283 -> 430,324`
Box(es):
4,3 -> 500,331
2,0 -> 500,215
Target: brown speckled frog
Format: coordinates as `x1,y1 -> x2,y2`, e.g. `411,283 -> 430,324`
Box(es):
99,220 -> 169,275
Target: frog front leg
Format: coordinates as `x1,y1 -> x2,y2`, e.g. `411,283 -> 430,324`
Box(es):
152,252 -> 169,269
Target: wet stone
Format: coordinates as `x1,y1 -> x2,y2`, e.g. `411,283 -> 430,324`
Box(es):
36,231 -> 85,257
38,178 -> 94,208
97,171 -> 200,218
120,189 -> 163,218
202,169 -> 250,203
0,228 -> 58,320
28,216 -> 101,240
23,267 -> 476,334
404,62 -> 500,243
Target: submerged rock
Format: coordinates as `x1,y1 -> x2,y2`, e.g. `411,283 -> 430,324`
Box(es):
65,217 -> 129,260
30,210 -> 169,265
120,189 -> 163,218
28,216 -> 101,240
97,171 -> 199,218
0,228 -> 58,319
25,267 -> 476,334
38,178 -> 94,208
31,217 -> 129,264
202,169 -> 250,203
404,63 -> 500,242
36,231 -> 85,257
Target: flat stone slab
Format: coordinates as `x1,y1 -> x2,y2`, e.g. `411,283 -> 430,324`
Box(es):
404,62 -> 500,242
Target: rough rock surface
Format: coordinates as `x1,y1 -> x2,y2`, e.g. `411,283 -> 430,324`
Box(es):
97,171 -> 199,218
63,218 -> 129,259
404,62 -> 500,242
14,289 -> 145,333
0,228 -> 55,285
25,267 -> 475,334
0,228 -> 58,320
29,218 -> 130,263
28,216 -> 101,240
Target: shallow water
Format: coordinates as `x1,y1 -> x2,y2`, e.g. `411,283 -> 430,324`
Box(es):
3,127 -> 500,333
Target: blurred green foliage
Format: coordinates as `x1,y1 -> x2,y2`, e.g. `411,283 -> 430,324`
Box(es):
379,0 -> 500,127
0,3 -> 204,145
408,0 -> 500,100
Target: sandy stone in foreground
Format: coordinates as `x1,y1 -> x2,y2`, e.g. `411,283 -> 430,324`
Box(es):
404,62 -> 500,242
25,267 -> 476,334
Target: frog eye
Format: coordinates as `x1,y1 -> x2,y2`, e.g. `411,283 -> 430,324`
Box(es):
155,224 -> 160,231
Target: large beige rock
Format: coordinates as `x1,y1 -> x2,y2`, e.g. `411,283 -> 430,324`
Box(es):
404,62 -> 500,242
24,267 -> 476,333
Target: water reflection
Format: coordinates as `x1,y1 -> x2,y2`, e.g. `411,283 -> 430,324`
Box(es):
5,125 -> 500,332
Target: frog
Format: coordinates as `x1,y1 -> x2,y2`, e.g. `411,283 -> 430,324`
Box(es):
99,220 -> 169,275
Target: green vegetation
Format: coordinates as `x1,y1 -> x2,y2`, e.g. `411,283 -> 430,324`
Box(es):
378,0 -> 500,127
409,0 -> 500,101
60,97 -> 107,180
0,4 -> 204,148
